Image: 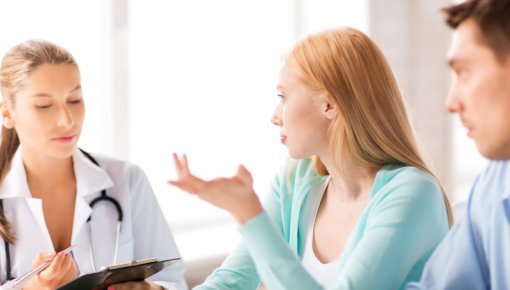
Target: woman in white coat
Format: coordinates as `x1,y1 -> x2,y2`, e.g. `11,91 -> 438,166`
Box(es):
0,40 -> 187,290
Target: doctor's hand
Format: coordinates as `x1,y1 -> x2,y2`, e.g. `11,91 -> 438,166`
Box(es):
168,153 -> 263,224
109,279 -> 163,289
23,251 -> 78,290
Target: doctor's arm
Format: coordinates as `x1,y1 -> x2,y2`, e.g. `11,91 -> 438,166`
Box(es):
121,165 -> 188,290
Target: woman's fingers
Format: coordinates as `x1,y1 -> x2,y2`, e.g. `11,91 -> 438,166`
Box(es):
172,153 -> 184,173
60,254 -> 79,284
60,253 -> 75,275
236,165 -> 253,185
169,153 -> 208,194
172,153 -> 190,177
31,252 -> 55,268
38,252 -> 65,282
40,252 -> 77,285
181,154 -> 189,172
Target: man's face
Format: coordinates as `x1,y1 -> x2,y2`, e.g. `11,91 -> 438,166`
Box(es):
446,19 -> 510,160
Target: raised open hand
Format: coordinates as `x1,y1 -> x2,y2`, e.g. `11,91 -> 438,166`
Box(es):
168,153 -> 263,223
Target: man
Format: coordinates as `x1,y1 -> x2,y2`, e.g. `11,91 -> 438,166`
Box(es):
407,0 -> 510,289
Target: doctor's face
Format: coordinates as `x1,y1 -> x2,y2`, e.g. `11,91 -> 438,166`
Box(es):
445,19 -> 510,160
271,64 -> 331,159
5,64 -> 85,159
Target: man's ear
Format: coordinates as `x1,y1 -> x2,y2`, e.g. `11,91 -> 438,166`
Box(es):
318,93 -> 338,120
1,100 -> 15,129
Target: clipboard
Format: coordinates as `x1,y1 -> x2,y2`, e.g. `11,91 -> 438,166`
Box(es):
56,258 -> 181,290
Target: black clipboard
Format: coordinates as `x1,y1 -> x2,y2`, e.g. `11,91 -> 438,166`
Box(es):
56,258 -> 181,290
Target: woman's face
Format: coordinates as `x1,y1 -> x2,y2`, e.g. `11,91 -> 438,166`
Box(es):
3,64 -> 85,159
272,64 -> 334,159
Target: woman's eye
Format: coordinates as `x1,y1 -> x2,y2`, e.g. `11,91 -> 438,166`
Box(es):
277,94 -> 285,102
68,99 -> 82,104
35,104 -> 51,109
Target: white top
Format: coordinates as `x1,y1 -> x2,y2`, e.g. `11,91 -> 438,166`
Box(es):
302,176 -> 342,288
0,148 -> 188,290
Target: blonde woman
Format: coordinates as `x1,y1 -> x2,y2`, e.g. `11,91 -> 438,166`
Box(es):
170,27 -> 453,290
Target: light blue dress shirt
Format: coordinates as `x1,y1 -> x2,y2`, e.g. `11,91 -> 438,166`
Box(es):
407,160 -> 510,290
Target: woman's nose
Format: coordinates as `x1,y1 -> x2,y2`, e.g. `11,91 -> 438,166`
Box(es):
271,103 -> 283,126
56,107 -> 75,128
271,115 -> 281,126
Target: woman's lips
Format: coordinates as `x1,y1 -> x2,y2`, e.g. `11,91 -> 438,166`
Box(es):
52,135 -> 76,143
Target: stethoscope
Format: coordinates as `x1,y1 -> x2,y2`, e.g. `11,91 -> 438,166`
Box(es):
1,149 -> 123,282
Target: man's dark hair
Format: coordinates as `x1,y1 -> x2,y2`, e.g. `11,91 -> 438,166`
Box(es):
443,0 -> 510,61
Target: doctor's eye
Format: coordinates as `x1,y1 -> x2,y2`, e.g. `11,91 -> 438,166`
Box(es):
277,94 -> 285,103
68,98 -> 82,104
35,104 -> 52,109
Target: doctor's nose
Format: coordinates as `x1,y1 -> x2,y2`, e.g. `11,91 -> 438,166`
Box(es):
57,107 -> 75,128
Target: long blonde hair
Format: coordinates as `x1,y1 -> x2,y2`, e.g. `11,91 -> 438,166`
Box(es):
0,40 -> 78,243
286,27 -> 453,226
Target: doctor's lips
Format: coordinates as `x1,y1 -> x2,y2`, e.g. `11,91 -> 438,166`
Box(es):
280,135 -> 287,144
52,134 -> 76,143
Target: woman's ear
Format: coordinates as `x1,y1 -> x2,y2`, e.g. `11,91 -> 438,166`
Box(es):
318,93 -> 338,120
0,100 -> 15,129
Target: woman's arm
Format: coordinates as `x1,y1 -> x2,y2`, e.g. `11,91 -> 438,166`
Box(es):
170,155 -> 448,290
194,163 -> 288,290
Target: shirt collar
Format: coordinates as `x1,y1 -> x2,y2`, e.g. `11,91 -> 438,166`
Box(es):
0,148 -> 114,199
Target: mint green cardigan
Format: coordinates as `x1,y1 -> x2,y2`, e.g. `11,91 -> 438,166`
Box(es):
195,158 -> 449,290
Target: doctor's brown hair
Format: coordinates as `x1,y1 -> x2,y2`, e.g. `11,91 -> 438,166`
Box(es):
285,27 -> 454,226
0,40 -> 78,244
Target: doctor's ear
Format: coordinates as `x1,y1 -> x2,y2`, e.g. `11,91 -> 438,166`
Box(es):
0,100 -> 14,129
318,93 -> 338,120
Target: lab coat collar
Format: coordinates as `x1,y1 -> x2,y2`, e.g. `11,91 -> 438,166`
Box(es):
0,148 -> 114,199
0,148 -> 32,199
73,149 -> 114,198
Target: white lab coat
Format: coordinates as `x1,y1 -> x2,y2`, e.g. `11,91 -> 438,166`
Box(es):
0,148 -> 188,290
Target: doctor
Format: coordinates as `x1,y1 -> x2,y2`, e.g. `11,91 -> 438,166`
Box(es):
0,40 -> 187,290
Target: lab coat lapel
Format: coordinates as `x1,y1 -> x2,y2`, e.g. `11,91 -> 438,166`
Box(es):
26,198 -> 54,249
71,149 -> 114,243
